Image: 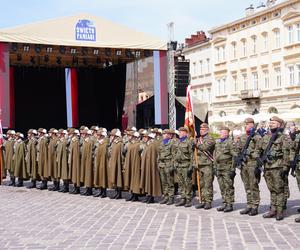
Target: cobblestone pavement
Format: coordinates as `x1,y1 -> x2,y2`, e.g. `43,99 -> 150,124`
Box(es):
1,174 -> 300,250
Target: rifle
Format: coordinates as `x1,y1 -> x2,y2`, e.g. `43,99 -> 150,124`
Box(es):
291,138 -> 300,177
257,123 -> 287,171
235,123 -> 258,169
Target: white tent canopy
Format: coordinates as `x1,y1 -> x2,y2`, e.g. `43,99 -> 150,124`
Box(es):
0,13 -> 167,50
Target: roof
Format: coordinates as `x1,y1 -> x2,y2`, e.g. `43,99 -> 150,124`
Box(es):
0,13 -> 167,50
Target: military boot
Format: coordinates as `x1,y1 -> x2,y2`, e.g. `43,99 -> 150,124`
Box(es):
126,192 -> 134,201
142,196 -> 151,203
195,203 -> 205,209
147,196 -> 155,204
184,200 -> 193,208
249,208 -> 258,216
166,197 -> 174,205
131,194 -> 139,202
80,187 -> 89,195
159,197 -> 169,204
8,176 -> 15,186
27,180 -> 36,189
276,212 -> 284,221
297,208 -> 300,213
93,188 -> 103,197
70,186 -> 80,195
204,203 -> 212,210
110,189 -> 119,199
100,188 -> 107,198
224,204 -> 233,212
263,210 -> 277,218
217,204 -> 226,212
48,181 -> 59,191
175,199 -> 186,207
240,207 -> 251,215
115,188 -> 122,199
16,178 -> 23,187
38,180 -> 48,190
62,181 -> 69,193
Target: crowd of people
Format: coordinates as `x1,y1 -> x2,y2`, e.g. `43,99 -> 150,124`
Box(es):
1,116 -> 300,222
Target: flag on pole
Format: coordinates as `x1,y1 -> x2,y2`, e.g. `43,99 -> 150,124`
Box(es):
184,85 -> 195,137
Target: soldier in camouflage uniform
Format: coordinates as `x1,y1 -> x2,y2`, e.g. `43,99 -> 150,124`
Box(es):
157,129 -> 176,205
235,118 -> 262,216
194,123 -> 215,210
214,126 -> 236,212
291,132 -> 300,222
255,116 -> 290,221
174,127 -> 194,207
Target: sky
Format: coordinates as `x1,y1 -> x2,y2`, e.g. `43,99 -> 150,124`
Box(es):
0,0 -> 266,42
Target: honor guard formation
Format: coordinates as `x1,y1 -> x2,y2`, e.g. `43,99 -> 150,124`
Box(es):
1,116 -> 300,222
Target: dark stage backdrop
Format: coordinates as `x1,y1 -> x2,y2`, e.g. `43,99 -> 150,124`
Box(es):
14,66 -> 67,133
77,63 -> 126,130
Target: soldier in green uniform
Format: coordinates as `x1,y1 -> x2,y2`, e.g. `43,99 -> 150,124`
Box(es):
235,118 -> 262,216
13,132 -> 27,187
157,129 -> 176,205
194,123 -> 215,210
37,128 -> 49,190
47,129 -> 59,191
4,130 -> 16,186
255,116 -> 290,221
174,127 -> 194,207
214,126 -> 236,212
292,132 -> 300,222
26,129 -> 38,189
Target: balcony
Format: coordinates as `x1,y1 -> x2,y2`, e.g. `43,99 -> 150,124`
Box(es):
239,89 -> 261,100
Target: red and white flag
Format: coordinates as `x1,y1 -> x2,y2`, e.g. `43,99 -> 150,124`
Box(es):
184,85 -> 195,137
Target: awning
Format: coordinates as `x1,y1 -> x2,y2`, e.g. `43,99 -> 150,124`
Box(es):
0,13 -> 167,50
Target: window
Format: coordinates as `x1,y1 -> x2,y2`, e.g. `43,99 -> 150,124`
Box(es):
288,26 -> 293,44
242,73 -> 247,90
241,39 -> 247,57
297,24 -> 300,42
199,60 -> 203,75
200,89 -> 204,101
222,78 -> 227,94
274,29 -> 280,48
232,75 -> 238,92
193,62 -> 196,76
251,36 -> 257,54
222,46 -> 226,61
206,58 -> 210,73
288,66 -> 294,85
297,65 -> 300,85
207,88 -> 211,103
232,42 -> 237,59
263,70 -> 269,89
262,33 -> 268,51
252,72 -> 258,90
193,89 -> 197,96
216,79 -> 221,95
275,67 -> 281,87
216,47 -> 220,62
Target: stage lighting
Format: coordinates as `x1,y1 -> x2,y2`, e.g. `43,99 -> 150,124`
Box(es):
59,46 -> 66,54
116,50 -> 122,56
16,54 -> 22,61
56,56 -> 62,65
30,56 -> 35,64
93,49 -> 99,55
82,47 -> 88,56
105,48 -> 111,57
135,51 -> 141,58
70,48 -> 77,54
35,45 -> 41,53
44,55 -> 49,63
46,47 -> 53,53
125,49 -> 133,58
72,56 -> 78,65
23,45 -> 30,52
11,43 -> 18,52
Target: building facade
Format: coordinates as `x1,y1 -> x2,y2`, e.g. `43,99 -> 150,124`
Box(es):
183,0 -> 300,122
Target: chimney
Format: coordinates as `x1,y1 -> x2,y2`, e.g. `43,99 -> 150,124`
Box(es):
245,4 -> 255,16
